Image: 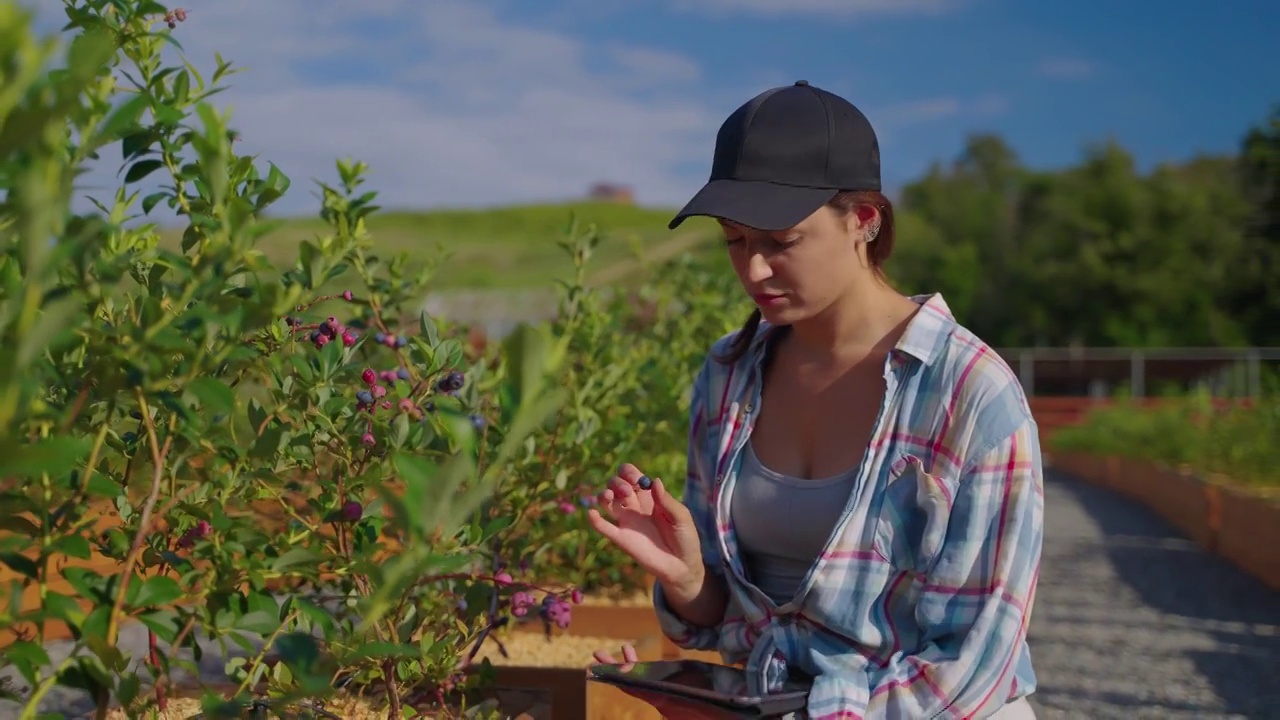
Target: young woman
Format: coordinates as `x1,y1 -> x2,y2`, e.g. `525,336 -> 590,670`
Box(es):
588,81 -> 1044,719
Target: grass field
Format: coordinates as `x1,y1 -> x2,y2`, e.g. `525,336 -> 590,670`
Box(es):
157,201 -> 723,291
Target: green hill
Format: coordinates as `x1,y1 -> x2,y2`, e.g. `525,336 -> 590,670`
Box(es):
158,201 -> 722,290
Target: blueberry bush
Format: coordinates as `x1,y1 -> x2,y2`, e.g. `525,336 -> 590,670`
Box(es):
0,2 -> 585,717
477,228 -> 744,597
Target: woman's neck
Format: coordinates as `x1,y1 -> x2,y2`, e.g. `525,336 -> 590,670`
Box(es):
786,281 -> 921,366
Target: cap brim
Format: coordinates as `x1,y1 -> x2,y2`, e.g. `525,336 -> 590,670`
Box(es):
668,179 -> 838,231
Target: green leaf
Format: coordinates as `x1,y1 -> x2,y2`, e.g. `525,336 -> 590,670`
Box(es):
141,191 -> 168,214
3,641 -> 50,684
124,158 -> 165,183
131,576 -> 183,608
270,547 -> 324,572
187,377 -> 236,414
96,93 -> 149,143
0,553 -> 37,579
50,534 -> 91,560
234,611 -> 280,635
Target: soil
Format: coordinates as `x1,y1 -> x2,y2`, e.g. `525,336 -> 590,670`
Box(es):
472,632 -> 646,668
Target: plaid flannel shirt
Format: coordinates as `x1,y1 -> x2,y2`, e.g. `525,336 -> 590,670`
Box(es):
652,294 -> 1044,719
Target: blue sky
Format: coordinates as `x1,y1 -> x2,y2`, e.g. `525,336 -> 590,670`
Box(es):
26,0 -> 1280,217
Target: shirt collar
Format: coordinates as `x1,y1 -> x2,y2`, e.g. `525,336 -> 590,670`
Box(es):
748,292 -> 955,367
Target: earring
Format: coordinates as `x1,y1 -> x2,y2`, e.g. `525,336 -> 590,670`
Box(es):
866,221 -> 881,242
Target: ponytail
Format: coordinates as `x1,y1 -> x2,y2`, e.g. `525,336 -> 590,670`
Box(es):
714,308 -> 763,365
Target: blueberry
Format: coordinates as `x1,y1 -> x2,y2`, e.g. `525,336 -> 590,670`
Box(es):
356,390 -> 374,404
395,336 -> 408,348
374,332 -> 386,344
637,475 -> 652,490
470,414 -> 486,430
396,367 -> 411,381
435,371 -> 465,393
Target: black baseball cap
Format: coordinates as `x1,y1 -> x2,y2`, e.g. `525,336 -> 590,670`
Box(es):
669,80 -> 881,231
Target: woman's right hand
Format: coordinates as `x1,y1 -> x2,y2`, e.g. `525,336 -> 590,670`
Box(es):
586,463 -> 705,596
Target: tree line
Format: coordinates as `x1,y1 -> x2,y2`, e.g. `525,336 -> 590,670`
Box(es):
886,105 -> 1280,348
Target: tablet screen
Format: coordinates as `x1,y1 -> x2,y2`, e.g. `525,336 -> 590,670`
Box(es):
588,659 -> 811,715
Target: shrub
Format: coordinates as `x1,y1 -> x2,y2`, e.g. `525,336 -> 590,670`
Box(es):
0,3 -> 577,718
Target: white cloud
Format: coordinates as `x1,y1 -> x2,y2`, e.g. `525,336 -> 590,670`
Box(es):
21,0 -> 993,223
1036,56 -> 1099,80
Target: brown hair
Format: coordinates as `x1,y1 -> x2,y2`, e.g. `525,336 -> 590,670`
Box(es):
713,190 -> 895,365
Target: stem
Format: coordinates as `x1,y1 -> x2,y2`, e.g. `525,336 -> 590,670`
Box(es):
382,659 -> 403,719
17,650 -> 83,720
104,391 -> 172,649
234,610 -> 299,697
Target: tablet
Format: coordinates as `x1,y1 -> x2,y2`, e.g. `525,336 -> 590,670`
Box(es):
587,659 -> 811,717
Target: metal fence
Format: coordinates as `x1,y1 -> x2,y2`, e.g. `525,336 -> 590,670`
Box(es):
995,347 -> 1280,398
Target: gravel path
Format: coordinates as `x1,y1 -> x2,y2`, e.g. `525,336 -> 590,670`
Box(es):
1026,469 -> 1280,720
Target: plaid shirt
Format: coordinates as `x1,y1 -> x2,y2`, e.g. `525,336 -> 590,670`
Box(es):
653,294 -> 1044,719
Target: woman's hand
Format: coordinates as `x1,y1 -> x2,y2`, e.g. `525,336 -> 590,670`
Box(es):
586,463 -> 705,595
589,643 -> 745,720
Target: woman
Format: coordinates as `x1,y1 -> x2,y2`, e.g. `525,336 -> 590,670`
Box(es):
588,81 -> 1043,719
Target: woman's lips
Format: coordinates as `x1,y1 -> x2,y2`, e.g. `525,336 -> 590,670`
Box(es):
752,293 -> 786,306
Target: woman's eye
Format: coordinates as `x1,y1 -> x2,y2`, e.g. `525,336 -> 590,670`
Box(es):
724,236 -> 743,245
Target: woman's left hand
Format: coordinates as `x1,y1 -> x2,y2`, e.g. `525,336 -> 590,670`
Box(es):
589,644 -> 747,720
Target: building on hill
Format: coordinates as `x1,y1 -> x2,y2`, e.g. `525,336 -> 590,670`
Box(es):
587,182 -> 634,204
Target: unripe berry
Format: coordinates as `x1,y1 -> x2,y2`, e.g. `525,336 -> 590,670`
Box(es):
361,368 -> 376,385
361,432 -> 375,446
342,290 -> 353,301
340,500 -> 363,522
341,331 -> 357,347
371,384 -> 387,399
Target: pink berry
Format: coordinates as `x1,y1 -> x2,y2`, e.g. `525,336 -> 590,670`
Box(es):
371,384 -> 387,398
398,398 -> 415,413
559,501 -> 575,514
361,432 -> 375,446
314,334 -> 330,348
570,589 -> 583,605
380,400 -> 392,410
341,331 -> 357,347
340,500 -> 363,522
361,368 -> 376,385
342,290 -> 353,301
494,571 -> 513,586
383,334 -> 397,347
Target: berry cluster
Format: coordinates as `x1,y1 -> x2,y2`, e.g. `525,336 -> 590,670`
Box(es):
175,519 -> 211,549
162,7 -> 187,29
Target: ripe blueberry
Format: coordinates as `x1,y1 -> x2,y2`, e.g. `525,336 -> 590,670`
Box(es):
637,475 -> 652,490
395,336 -> 408,348
374,332 -> 386,344
356,390 -> 374,404
436,371 -> 465,393
396,367 -> 410,381
340,500 -> 363,522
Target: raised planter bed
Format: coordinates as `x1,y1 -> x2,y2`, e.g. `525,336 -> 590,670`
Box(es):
1051,451 -> 1280,591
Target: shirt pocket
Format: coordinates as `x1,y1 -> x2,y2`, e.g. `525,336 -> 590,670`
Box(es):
873,454 -> 960,576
